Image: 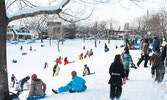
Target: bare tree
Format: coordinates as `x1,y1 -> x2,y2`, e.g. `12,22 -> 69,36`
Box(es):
0,0 -> 71,99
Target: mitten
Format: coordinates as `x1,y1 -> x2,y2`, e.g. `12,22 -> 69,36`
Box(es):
123,78 -> 126,84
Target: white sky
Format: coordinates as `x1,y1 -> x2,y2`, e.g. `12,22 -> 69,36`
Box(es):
7,0 -> 167,27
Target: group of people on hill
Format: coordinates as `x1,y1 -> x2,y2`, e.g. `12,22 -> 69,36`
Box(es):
11,69 -> 87,99
109,36 -> 167,100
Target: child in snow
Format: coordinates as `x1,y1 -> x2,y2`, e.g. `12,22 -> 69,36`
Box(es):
89,49 -> 93,57
11,74 -> 17,87
108,54 -> 126,100
64,57 -> 69,65
150,47 -> 165,83
53,64 -> 58,77
121,50 -> 135,80
84,50 -> 89,58
20,76 -> 30,91
52,71 -> 86,94
104,43 -> 109,52
83,64 -> 90,76
27,74 -> 46,99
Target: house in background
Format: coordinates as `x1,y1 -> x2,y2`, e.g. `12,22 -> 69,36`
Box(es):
7,25 -> 33,41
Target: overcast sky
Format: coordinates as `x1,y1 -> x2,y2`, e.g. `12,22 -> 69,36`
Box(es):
8,0 -> 167,27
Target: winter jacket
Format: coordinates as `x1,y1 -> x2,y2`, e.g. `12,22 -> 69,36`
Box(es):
108,62 -> 125,86
150,51 -> 162,67
20,77 -> 29,88
83,67 -> 90,75
28,79 -> 46,98
11,75 -> 17,81
58,76 -> 86,93
153,40 -> 160,52
122,54 -> 134,69
142,43 -> 149,54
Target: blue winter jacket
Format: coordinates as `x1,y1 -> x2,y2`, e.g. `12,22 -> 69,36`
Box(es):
122,54 -> 134,69
58,76 -> 86,93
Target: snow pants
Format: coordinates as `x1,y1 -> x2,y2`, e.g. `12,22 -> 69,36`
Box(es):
110,84 -> 122,99
125,69 -> 129,78
58,84 -> 72,93
137,54 -> 149,67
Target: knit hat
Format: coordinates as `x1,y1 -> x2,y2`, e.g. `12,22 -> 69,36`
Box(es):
26,76 -> 30,80
71,71 -> 77,76
31,74 -> 37,80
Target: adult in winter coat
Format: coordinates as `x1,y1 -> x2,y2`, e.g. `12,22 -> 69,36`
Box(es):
150,47 -> 165,83
83,64 -> 90,76
28,74 -> 46,98
20,76 -> 30,91
137,38 -> 149,67
52,71 -> 86,94
122,50 -> 134,80
11,74 -> 17,87
108,54 -> 126,100
152,37 -> 160,52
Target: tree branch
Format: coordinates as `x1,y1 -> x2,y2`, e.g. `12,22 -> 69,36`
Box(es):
8,0 -> 71,22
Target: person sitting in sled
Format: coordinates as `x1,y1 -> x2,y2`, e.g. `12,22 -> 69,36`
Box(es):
52,71 -> 86,94
83,64 -> 90,76
27,74 -> 46,99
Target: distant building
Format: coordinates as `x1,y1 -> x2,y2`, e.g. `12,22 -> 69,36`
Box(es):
47,22 -> 63,40
7,25 -> 33,41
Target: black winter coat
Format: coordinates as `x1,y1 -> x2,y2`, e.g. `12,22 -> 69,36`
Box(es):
108,62 -> 125,86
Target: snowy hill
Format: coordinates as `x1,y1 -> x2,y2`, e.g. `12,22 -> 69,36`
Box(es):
7,39 -> 167,100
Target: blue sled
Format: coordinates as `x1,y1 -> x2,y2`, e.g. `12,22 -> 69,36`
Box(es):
80,85 -> 87,92
69,61 -> 75,64
27,94 -> 46,100
83,72 -> 95,76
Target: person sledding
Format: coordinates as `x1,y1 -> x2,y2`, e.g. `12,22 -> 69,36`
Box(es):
27,74 -> 46,100
122,50 -> 136,80
82,64 -> 95,76
52,71 -> 87,94
53,64 -> 58,77
150,47 -> 165,83
83,64 -> 90,76
64,57 -> 69,65
104,43 -> 109,52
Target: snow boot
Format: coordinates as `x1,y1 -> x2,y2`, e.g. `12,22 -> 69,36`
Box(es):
52,89 -> 58,94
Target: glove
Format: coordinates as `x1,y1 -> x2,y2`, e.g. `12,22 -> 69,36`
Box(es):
123,78 -> 126,85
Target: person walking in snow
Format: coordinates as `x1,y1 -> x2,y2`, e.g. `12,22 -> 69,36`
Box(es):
52,71 -> 87,94
122,50 -> 135,80
150,47 -> 165,83
27,74 -> 46,99
137,38 -> 149,68
108,54 -> 126,100
11,74 -> 17,88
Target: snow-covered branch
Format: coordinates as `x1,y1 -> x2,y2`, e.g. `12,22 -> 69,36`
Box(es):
8,0 -> 71,22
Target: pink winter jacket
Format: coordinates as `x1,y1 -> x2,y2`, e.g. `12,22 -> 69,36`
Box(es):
28,79 -> 46,97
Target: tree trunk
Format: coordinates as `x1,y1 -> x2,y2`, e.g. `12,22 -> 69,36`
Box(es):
0,0 -> 9,99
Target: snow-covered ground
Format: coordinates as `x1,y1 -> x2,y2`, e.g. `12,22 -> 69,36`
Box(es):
7,39 -> 167,100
